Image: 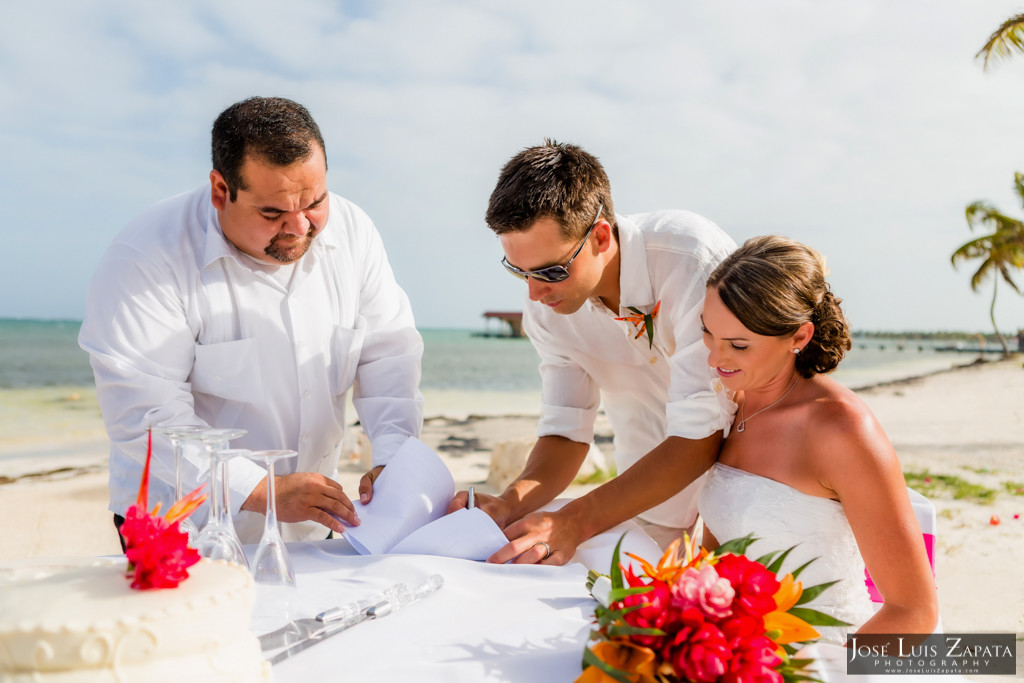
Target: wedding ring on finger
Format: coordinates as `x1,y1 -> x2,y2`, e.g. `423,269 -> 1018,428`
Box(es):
535,542 -> 552,561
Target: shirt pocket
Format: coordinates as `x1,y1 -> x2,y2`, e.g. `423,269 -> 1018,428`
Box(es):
331,317 -> 366,396
190,338 -> 265,403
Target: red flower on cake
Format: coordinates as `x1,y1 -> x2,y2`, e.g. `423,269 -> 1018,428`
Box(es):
120,429 -> 207,590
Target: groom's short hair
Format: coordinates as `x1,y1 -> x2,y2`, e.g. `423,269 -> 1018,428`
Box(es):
486,139 -> 615,242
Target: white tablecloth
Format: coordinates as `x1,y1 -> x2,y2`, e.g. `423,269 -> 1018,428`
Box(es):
260,539 -> 596,682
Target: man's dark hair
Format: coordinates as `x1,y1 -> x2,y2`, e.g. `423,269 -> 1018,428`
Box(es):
485,139 -> 615,242
211,96 -> 326,201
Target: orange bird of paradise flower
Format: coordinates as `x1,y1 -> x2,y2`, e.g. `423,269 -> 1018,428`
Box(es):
615,301 -> 661,349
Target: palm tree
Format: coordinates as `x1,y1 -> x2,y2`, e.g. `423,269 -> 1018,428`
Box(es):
951,173 -> 1024,356
977,13 -> 1024,70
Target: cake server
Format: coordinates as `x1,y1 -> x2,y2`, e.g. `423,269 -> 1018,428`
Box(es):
262,574 -> 444,664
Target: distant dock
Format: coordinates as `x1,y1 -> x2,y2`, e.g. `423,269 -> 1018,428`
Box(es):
476,311 -> 524,338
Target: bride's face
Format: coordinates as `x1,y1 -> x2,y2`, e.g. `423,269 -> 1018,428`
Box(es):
701,286 -> 796,393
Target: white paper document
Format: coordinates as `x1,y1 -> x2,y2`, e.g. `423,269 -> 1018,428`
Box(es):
342,437 -> 508,561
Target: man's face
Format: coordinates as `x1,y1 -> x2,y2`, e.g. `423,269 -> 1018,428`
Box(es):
210,145 -> 329,264
498,216 -> 606,315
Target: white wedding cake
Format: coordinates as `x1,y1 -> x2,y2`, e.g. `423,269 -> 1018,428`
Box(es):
0,558 -> 269,682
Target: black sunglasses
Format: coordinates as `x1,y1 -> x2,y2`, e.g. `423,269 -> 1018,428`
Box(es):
501,204 -> 603,283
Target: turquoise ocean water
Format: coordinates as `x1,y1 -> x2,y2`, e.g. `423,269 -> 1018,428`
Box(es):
0,319 -> 1005,393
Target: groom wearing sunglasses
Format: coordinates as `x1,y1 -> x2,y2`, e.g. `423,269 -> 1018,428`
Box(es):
449,140 -> 736,564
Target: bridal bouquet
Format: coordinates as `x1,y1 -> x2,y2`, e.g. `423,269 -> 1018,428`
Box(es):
119,429 -> 207,590
577,534 -> 846,683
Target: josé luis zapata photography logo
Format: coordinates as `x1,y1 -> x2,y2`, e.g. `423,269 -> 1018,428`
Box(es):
847,633 -> 1018,676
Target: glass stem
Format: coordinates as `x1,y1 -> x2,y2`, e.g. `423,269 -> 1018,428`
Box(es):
207,449 -> 222,523
218,451 -> 234,529
173,439 -> 185,499
264,461 -> 279,533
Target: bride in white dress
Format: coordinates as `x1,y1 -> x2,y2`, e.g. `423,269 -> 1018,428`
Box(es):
696,236 -> 937,644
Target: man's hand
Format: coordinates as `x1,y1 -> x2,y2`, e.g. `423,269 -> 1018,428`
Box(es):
358,465 -> 385,504
241,472 -> 359,534
447,490 -> 515,529
487,508 -> 585,566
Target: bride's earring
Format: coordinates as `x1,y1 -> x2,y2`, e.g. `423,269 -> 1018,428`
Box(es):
793,348 -> 800,355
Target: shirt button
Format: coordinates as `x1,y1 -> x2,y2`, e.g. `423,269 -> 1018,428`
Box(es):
301,434 -> 308,443
303,391 -> 310,398
214,375 -> 221,382
713,381 -> 723,392
649,357 -> 657,364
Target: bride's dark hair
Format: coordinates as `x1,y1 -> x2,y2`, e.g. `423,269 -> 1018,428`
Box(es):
707,235 -> 851,378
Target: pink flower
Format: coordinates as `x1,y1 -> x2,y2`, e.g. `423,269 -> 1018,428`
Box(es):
672,565 -> 735,619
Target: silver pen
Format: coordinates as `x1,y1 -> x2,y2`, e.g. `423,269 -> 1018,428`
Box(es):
467,485 -> 475,509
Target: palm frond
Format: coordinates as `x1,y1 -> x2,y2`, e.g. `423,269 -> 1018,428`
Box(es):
977,13 -> 1024,70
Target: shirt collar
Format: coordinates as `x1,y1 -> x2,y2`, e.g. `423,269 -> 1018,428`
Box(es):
613,214 -> 655,312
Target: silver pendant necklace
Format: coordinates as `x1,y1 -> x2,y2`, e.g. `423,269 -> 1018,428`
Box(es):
735,376 -> 799,433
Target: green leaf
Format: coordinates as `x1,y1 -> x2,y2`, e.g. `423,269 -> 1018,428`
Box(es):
626,306 -> 643,316
765,546 -> 796,575
795,580 -> 840,605
608,624 -> 667,638
787,606 -> 852,627
607,585 -> 654,603
582,647 -> 633,683
716,533 -> 758,556
644,313 -> 655,348
789,557 -> 816,580
609,534 -> 627,590
754,550 -> 780,566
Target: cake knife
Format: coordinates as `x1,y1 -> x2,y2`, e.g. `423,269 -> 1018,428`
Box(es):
265,574 -> 444,665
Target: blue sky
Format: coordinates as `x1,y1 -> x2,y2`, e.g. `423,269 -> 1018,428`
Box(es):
3,1 -> 1024,332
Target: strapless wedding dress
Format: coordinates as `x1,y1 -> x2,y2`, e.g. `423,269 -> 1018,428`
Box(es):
698,463 -> 876,644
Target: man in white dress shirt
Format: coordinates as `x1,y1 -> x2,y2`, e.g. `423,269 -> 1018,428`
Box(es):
79,97 -> 423,544
451,140 -> 736,564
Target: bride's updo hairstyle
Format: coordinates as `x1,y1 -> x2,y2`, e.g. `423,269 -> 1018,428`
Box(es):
707,235 -> 852,378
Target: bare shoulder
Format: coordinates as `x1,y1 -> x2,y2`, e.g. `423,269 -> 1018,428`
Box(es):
803,376 -> 899,486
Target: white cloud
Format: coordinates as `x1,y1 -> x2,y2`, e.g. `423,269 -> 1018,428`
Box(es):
1,0 -> 1023,332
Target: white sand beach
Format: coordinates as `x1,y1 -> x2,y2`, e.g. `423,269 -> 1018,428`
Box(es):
1,358 -> 1022,646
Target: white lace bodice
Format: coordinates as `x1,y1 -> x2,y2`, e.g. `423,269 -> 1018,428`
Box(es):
697,463 -> 875,644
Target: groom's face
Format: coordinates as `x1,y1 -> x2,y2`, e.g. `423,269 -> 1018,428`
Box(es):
498,216 -> 606,315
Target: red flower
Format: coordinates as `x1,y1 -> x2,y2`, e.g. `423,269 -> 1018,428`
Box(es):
713,555 -> 780,618
120,429 -> 205,590
669,622 -> 732,683
619,572 -> 674,647
722,635 -> 783,683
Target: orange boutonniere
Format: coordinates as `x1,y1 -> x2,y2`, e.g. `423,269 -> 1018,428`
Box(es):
615,301 -> 661,349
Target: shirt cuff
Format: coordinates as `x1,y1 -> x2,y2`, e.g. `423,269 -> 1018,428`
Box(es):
537,404 -> 597,445
368,432 -> 414,468
226,456 -> 271,515
665,380 -> 737,440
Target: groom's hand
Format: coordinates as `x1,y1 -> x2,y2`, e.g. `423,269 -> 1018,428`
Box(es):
447,490 -> 513,529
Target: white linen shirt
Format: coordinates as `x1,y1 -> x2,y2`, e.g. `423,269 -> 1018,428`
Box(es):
79,186 -> 424,543
523,211 -> 737,528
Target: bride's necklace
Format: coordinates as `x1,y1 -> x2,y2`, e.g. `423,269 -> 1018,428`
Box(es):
735,376 -> 799,433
